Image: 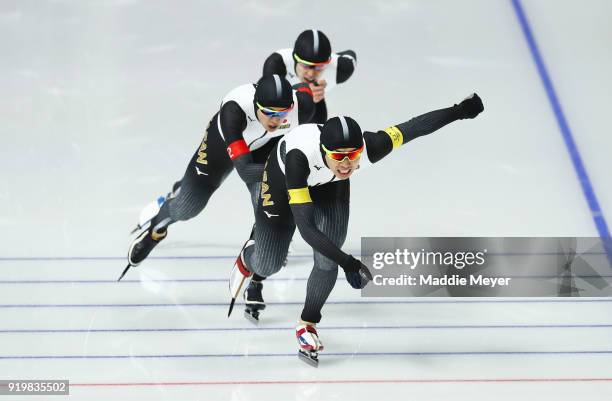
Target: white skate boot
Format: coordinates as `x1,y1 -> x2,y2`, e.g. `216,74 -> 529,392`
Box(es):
296,322 -> 324,367
130,182 -> 181,234
227,239 -> 254,317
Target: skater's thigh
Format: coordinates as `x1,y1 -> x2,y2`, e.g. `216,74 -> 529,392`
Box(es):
183,119 -> 234,189
256,148 -> 293,223
162,121 -> 234,222
251,155 -> 294,276
246,182 -> 261,213
252,209 -> 295,277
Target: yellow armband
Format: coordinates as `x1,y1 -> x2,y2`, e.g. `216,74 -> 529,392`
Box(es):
288,187 -> 312,204
384,126 -> 403,149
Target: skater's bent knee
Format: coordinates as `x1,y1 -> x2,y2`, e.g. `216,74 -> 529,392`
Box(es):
167,197 -> 211,222
252,262 -> 283,277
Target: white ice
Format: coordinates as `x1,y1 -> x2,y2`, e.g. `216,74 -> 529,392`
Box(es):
1,0 -> 611,400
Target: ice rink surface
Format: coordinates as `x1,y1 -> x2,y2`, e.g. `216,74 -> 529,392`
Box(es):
1,0 -> 612,400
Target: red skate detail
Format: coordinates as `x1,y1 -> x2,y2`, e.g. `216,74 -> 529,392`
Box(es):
296,326 -> 323,351
236,255 -> 252,277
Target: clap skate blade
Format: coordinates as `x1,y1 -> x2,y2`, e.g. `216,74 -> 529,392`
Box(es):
244,308 -> 260,325
244,304 -> 265,325
298,349 -> 319,367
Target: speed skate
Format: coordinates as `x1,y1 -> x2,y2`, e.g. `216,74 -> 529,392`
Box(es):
243,280 -> 266,325
296,323 -> 324,367
227,239 -> 254,318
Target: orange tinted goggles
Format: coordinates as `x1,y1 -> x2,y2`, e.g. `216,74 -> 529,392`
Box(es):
321,144 -> 364,161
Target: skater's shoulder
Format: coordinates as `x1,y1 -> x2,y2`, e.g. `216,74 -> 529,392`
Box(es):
282,125 -> 325,172
274,48 -> 293,60
283,124 -> 321,150
223,83 -> 256,104
286,123 -> 321,138
220,83 -> 257,118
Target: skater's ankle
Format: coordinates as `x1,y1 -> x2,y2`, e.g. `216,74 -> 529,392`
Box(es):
252,273 -> 266,282
298,319 -> 316,327
150,229 -> 167,242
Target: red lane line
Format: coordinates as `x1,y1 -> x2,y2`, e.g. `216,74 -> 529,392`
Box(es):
71,378 -> 612,387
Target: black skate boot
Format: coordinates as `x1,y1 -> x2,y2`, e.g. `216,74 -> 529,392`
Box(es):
244,280 -> 266,325
118,228 -> 167,281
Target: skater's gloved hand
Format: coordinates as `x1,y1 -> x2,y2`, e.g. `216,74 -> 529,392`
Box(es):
455,93 -> 484,119
309,79 -> 327,103
340,255 -> 373,289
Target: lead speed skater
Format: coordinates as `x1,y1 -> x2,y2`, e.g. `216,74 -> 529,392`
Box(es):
228,93 -> 485,366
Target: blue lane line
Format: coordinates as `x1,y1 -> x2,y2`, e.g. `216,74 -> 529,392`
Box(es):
2,323 -> 612,334
510,0 -> 612,265
0,299 -> 611,308
1,350 -> 611,360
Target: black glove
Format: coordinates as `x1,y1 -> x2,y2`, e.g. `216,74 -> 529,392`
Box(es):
456,93 -> 484,119
340,255 -> 373,289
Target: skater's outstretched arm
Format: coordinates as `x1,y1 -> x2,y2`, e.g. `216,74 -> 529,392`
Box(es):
364,93 -> 484,164
218,101 -> 265,184
286,150 -> 370,289
336,50 -> 357,84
